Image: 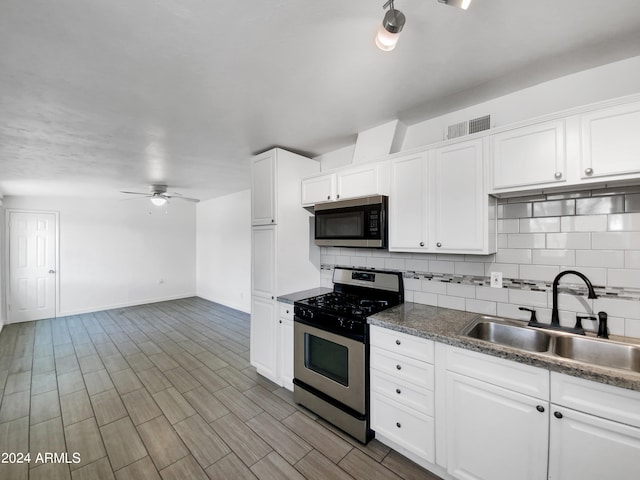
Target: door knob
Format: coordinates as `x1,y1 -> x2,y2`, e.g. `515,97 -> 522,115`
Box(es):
554,172 -> 562,179
585,167 -> 594,176
436,242 -> 442,248
554,411 -> 563,419
419,242 -> 424,247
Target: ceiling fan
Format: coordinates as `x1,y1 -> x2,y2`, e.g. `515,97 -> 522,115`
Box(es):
120,185 -> 200,206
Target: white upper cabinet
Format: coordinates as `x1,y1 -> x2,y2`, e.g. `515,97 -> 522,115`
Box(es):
490,119 -> 567,193
300,173 -> 335,205
251,151 -> 277,225
389,152 -> 429,251
300,161 -> 390,206
580,100 -> 640,181
390,140 -> 496,254
251,225 -> 276,298
434,139 -> 493,253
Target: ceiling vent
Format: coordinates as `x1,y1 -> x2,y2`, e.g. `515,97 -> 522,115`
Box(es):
447,114 -> 491,139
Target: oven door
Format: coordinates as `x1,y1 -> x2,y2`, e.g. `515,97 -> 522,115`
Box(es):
294,321 -> 365,414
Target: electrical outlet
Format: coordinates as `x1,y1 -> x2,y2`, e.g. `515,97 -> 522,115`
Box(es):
490,272 -> 503,289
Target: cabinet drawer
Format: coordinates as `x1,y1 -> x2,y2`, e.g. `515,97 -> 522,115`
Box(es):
279,303 -> 293,320
371,347 -> 434,390
370,326 -> 434,363
371,370 -> 434,416
551,372 -> 640,429
446,345 -> 549,400
371,393 -> 434,463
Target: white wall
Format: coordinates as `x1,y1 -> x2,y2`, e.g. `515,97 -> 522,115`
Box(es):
196,189 -> 251,313
403,55 -> 640,149
0,198 -> 5,332
3,196 -> 196,318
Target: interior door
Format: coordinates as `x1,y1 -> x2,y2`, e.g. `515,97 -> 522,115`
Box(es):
8,211 -> 57,322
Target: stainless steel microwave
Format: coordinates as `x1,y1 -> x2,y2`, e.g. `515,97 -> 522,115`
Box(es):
314,195 -> 387,248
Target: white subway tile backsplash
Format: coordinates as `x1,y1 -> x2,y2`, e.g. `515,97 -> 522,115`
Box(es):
546,233 -> 591,249
508,289 -> 548,308
384,258 -> 406,271
495,249 -> 532,264
625,251 -> 640,269
438,295 -> 465,310
532,249 -> 575,266
519,264 -> 559,282
507,233 -> 546,249
405,258 -> 430,272
323,255 -> 337,265
592,232 -> 640,250
336,255 -> 352,266
625,318 -> 640,339
404,290 -> 414,302
436,254 -> 460,262
607,269 -> 640,289
498,219 -> 520,234
497,234 -> 508,248
608,212 -> 640,232
466,299 -> 497,316
575,250 -> 625,268
454,262 -> 485,276
363,257 -> 384,269
551,292 -> 593,314
561,215 -> 608,232
447,283 -> 476,298
519,217 -> 560,233
352,248 -> 373,257
413,291 -> 437,306
476,286 -> 509,303
484,263 -> 520,279
594,297 -> 640,320
403,277 -> 422,291
429,260 -> 455,274
607,316 -> 625,337
421,279 -> 448,295
559,266 -> 607,287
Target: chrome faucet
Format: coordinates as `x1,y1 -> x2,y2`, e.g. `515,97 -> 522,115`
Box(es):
551,270 -> 597,327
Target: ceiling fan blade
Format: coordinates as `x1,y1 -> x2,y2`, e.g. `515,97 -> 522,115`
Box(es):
120,190 -> 151,196
165,195 -> 200,203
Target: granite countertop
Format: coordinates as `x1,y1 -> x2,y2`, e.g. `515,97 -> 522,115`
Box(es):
369,302 -> 640,392
277,287 -> 333,305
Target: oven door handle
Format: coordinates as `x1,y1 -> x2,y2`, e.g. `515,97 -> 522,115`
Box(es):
294,316 -> 366,342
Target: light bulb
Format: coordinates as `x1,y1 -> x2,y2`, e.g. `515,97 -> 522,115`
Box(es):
375,24 -> 400,51
150,196 -> 167,206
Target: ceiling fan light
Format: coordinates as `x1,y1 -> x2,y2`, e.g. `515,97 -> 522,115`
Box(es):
375,6 -> 405,51
150,196 -> 167,206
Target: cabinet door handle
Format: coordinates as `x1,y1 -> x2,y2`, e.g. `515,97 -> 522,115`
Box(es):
395,339 -> 401,345
327,195 -> 330,200
271,296 -> 274,300
336,194 -> 340,199
585,167 -> 594,176
286,310 -> 289,314
436,242 -> 442,248
271,219 -> 274,223
554,171 -> 562,179
396,388 -> 401,394
396,422 -> 401,428
279,320 -> 282,324
419,242 -> 424,247
554,411 -> 563,419
536,405 -> 545,413
396,364 -> 402,370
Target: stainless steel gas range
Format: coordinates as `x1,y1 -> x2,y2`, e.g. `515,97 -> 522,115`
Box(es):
293,267 -> 404,443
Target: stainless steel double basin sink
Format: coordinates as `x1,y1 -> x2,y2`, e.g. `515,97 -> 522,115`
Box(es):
461,316 -> 640,374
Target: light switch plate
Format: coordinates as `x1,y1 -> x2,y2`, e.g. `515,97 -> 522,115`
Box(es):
490,272 -> 503,288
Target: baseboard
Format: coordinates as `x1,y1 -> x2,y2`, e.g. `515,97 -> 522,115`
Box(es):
55,292 -> 198,318
195,293 -> 250,314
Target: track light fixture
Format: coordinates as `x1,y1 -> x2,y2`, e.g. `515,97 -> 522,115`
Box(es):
375,0 -> 405,52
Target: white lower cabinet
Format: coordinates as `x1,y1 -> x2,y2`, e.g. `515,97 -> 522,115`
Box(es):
445,372 -> 549,480
548,372 -> 640,480
250,296 -> 278,382
370,326 -> 435,464
444,346 -> 549,480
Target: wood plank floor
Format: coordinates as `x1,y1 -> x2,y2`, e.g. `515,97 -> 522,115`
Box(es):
0,297 -> 441,480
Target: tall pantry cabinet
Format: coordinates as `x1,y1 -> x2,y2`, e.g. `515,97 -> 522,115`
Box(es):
250,148 -> 320,386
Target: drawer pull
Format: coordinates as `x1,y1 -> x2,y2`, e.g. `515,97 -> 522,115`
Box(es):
396,364 -> 402,370
286,310 -> 289,314
554,411 -> 563,419
396,422 -> 401,428
396,388 -> 401,395
554,171 -> 562,179
536,405 -> 545,413
395,339 -> 401,345
585,167 -> 594,176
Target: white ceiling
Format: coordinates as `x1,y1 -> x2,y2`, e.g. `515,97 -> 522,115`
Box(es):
1,0 -> 640,201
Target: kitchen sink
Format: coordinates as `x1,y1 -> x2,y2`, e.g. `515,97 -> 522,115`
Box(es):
465,320 -> 552,352
554,335 -> 640,373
